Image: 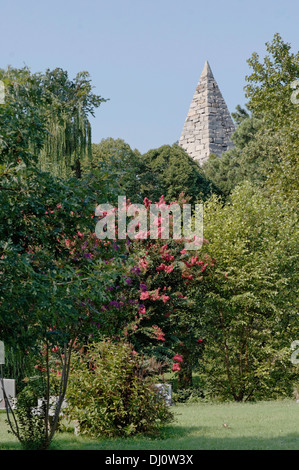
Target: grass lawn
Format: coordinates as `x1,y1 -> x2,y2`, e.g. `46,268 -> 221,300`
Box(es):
0,400 -> 298,450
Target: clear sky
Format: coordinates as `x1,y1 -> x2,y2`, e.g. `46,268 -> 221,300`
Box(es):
1,0 -> 298,153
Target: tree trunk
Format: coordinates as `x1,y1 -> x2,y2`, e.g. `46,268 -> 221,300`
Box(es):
177,346 -> 193,389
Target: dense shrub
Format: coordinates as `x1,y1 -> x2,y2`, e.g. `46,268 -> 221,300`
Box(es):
9,378 -> 47,450
64,340 -> 174,437
172,387 -> 205,403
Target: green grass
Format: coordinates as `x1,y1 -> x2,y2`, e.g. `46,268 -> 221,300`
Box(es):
1,400 -> 298,450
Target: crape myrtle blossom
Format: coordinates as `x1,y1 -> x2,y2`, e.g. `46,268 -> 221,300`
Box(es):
94,195 -> 204,251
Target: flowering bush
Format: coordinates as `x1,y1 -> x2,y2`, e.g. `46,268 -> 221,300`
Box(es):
115,194 -> 214,386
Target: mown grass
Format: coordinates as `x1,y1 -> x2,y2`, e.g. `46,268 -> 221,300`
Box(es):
1,400 -> 298,450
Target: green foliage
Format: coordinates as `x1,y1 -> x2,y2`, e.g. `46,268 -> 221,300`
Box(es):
0,67 -> 47,166
199,182 -> 299,400
0,66 -> 106,176
11,379 -> 47,450
90,138 -> 144,202
172,387 -> 204,403
141,144 -> 220,204
2,346 -> 37,394
89,141 -> 220,205
64,340 -> 174,437
203,34 -> 299,199
202,110 -> 282,195
0,162 -> 132,448
244,33 -> 299,196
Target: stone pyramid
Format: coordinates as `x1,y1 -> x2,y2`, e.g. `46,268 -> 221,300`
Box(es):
178,61 -> 235,165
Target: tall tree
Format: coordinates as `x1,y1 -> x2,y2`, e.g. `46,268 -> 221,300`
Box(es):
0,66 -> 107,177
244,33 -> 299,196
199,182 -> 299,401
91,138 -> 144,202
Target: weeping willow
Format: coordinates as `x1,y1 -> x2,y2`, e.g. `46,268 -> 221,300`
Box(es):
1,66 -> 105,176
38,104 -> 93,179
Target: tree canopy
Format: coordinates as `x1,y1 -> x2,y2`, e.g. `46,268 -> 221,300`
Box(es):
0,66 -> 107,177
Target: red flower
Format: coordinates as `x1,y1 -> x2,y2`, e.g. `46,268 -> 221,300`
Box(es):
172,363 -> 180,371
143,197 -> 151,208
197,338 -> 203,343
173,354 -> 183,362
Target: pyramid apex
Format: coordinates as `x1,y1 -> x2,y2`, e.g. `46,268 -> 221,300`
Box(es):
200,60 -> 214,78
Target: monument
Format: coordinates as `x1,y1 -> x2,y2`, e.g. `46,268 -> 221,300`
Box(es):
179,61 -> 235,165
0,341 -> 16,409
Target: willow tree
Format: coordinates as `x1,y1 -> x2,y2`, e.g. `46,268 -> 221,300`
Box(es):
38,68 -> 107,178
0,66 -> 107,177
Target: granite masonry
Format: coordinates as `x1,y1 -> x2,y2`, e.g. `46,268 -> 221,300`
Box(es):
179,61 -> 235,165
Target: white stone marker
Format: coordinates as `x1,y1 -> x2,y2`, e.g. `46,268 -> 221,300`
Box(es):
0,379 -> 16,409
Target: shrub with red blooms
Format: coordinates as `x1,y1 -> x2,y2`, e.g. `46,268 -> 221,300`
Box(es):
111,193 -> 215,385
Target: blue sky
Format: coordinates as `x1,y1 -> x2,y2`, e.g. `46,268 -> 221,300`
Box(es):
1,0 -> 298,153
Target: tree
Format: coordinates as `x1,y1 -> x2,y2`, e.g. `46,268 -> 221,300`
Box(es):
199,182 -> 299,401
244,33 -> 299,196
141,144 -> 220,205
202,107 -> 282,196
0,163 -> 127,449
90,138 -> 144,202
112,194 -> 215,389
0,67 -> 47,167
0,66 -> 107,177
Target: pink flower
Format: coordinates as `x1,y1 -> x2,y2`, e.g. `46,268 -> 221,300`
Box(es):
164,264 -> 174,274
182,273 -> 193,280
173,354 -> 183,362
150,289 -> 161,301
161,253 -> 175,262
156,263 -> 174,274
156,263 -> 166,272
172,363 -> 180,371
152,325 -> 165,341
197,338 -> 203,343
161,294 -> 170,303
138,258 -> 149,271
140,291 -> 150,300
